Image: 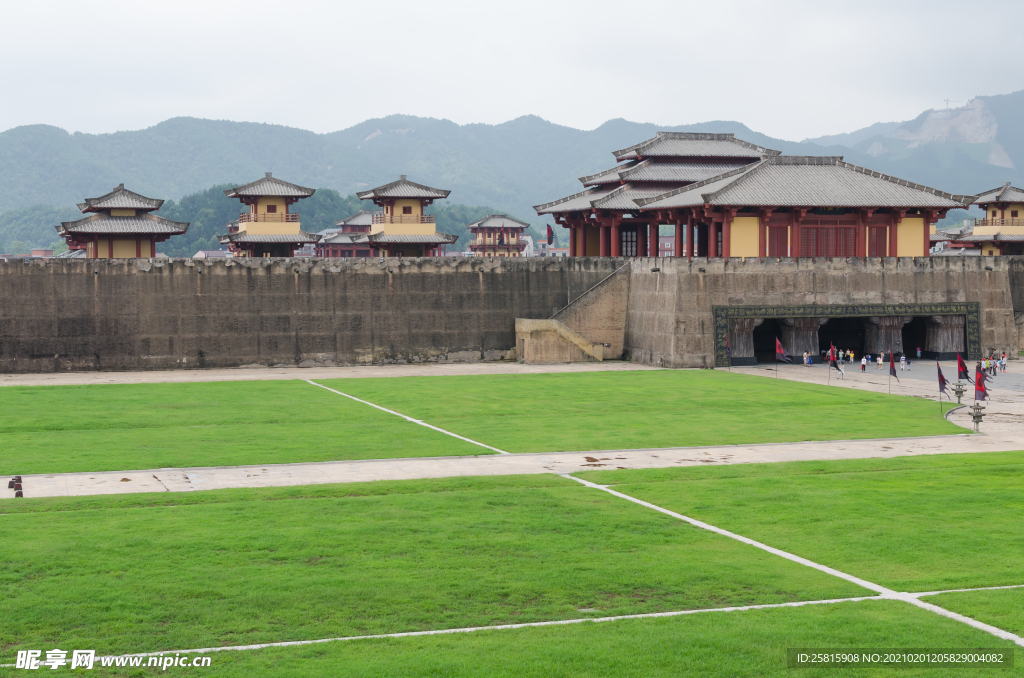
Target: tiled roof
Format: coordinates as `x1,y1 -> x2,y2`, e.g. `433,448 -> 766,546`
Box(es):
356,176 -> 451,200
973,183 -> 1024,205
56,213 -> 189,235
591,184 -> 669,210
321,232 -> 362,244
334,210 -> 381,227
217,232 -> 321,244
958,233 -> 1024,242
466,214 -> 530,230
580,159 -> 751,186
934,247 -> 981,256
55,248 -> 87,258
360,233 -> 459,244
534,187 -> 616,214
636,157 -> 975,210
613,132 -> 780,160
78,184 -> 163,213
224,173 -> 316,198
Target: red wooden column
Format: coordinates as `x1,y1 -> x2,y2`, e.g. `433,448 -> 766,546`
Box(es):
649,223 -> 659,257
577,223 -> 587,256
855,210 -> 867,257
568,225 -> 576,257
923,210 -> 934,256
708,223 -> 718,258
722,211 -> 733,258
686,217 -> 694,260
637,224 -> 647,258
674,219 -> 684,258
611,220 -> 621,257
758,209 -> 772,258
599,225 -> 610,257
791,209 -> 806,258
889,210 -> 903,257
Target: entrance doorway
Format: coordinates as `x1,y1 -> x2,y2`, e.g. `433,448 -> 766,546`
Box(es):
620,227 -> 637,256
752,319 -> 784,363
817,317 -> 867,357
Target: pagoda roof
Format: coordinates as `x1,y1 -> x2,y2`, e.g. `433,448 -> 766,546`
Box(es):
635,157 -> 976,210
322,232 -> 364,245
613,132 -> 780,161
357,232 -> 459,244
56,213 -> 189,236
224,173 -> 315,199
973,183 -> 1024,205
334,210 -> 381,227
534,186 -> 617,214
466,214 -> 530,230
78,184 -> 163,213
356,175 -> 451,201
217,231 -> 321,244
580,159 -> 752,186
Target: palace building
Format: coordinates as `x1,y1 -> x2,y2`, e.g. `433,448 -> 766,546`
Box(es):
353,176 -> 459,257
466,215 -> 529,257
535,133 -> 974,259
931,183 -> 1024,256
315,211 -> 378,258
217,173 -> 321,257
55,184 -> 188,258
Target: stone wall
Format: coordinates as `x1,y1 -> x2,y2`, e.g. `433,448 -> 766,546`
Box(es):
0,256 -> 617,373
0,254 -> 1018,374
552,262 -> 630,359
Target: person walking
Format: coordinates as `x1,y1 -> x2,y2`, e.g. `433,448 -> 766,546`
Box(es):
900,354 -> 907,371
916,346 -> 922,359
860,356 -> 867,372
877,354 -> 883,370
1001,353 -> 1008,373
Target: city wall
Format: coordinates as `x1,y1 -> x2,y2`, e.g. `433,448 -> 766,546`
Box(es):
0,255 -> 1019,373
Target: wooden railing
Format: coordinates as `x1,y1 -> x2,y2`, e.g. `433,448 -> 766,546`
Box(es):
239,213 -> 299,223
974,218 -> 1023,227
372,214 -> 435,224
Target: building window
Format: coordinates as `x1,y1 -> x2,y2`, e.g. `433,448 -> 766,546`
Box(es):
266,204 -> 277,213
1013,211 -> 1019,218
403,206 -> 412,215
993,210 -> 998,217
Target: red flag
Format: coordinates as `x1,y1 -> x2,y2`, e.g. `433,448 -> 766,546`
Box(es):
957,353 -> 973,384
937,360 -> 950,399
726,335 -> 732,360
547,224 -> 554,246
975,365 -> 990,401
829,343 -> 842,373
889,351 -> 899,383
775,338 -> 791,363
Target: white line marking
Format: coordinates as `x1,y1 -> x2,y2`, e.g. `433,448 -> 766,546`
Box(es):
0,595 -> 877,663
913,583 -> 1024,597
561,474 -> 1024,648
307,380 -> 510,454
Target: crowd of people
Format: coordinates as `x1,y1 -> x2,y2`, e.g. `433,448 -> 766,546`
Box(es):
804,349 -> 1011,375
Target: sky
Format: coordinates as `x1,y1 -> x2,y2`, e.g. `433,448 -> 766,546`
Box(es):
2,0 -> 1022,142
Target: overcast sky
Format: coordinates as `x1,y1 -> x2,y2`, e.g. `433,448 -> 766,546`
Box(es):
3,0 -> 1021,142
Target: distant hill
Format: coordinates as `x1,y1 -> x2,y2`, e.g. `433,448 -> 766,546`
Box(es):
3,91 -> 1024,250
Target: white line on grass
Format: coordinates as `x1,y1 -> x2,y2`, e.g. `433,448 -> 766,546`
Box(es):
306,380 -> 510,454
561,474 -> 1024,648
913,583 -> 1024,597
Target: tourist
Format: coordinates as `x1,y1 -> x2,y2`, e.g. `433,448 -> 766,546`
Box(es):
916,346 -> 922,359
860,356 -> 867,372
1001,353 -> 1008,373
877,355 -> 883,370
848,350 -> 854,363
900,354 -> 907,371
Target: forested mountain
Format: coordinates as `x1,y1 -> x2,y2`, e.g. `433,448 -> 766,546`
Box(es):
3,89 -> 1023,253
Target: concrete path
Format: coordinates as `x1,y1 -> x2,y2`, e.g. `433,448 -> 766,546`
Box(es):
0,360 -> 655,388
4,360 -> 1021,500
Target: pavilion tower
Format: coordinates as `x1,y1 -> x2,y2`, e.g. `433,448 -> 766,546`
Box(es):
354,176 -> 458,257
56,184 -> 188,258
218,173 -> 320,257
466,215 -> 529,257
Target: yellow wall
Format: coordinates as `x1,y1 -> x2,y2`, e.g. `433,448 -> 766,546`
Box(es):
370,222 -> 436,236
257,197 -> 287,215
245,221 -> 300,235
896,217 -> 925,257
111,209 -> 136,217
983,203 -> 1024,219
392,199 -> 423,216
112,238 -> 136,258
729,216 -> 760,257
586,227 -> 600,256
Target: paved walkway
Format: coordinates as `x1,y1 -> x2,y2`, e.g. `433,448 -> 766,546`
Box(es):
4,360 -> 1021,500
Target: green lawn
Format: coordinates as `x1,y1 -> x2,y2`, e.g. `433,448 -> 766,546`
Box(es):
576,451 -> 1024,592
0,381 -> 486,475
319,371 -> 962,453
0,474 -> 866,657
81,602 -> 1022,678
928,587 -> 1024,637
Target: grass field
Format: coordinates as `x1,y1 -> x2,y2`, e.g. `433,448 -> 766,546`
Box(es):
0,475 -> 865,657
576,451 -> 1024,591
319,370 -> 960,452
87,602 -> 1023,677
0,371 -> 962,475
0,381 -> 485,474
927,587 -> 1024,637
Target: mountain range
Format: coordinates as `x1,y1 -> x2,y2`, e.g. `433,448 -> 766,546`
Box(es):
3,89 -> 1023,253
